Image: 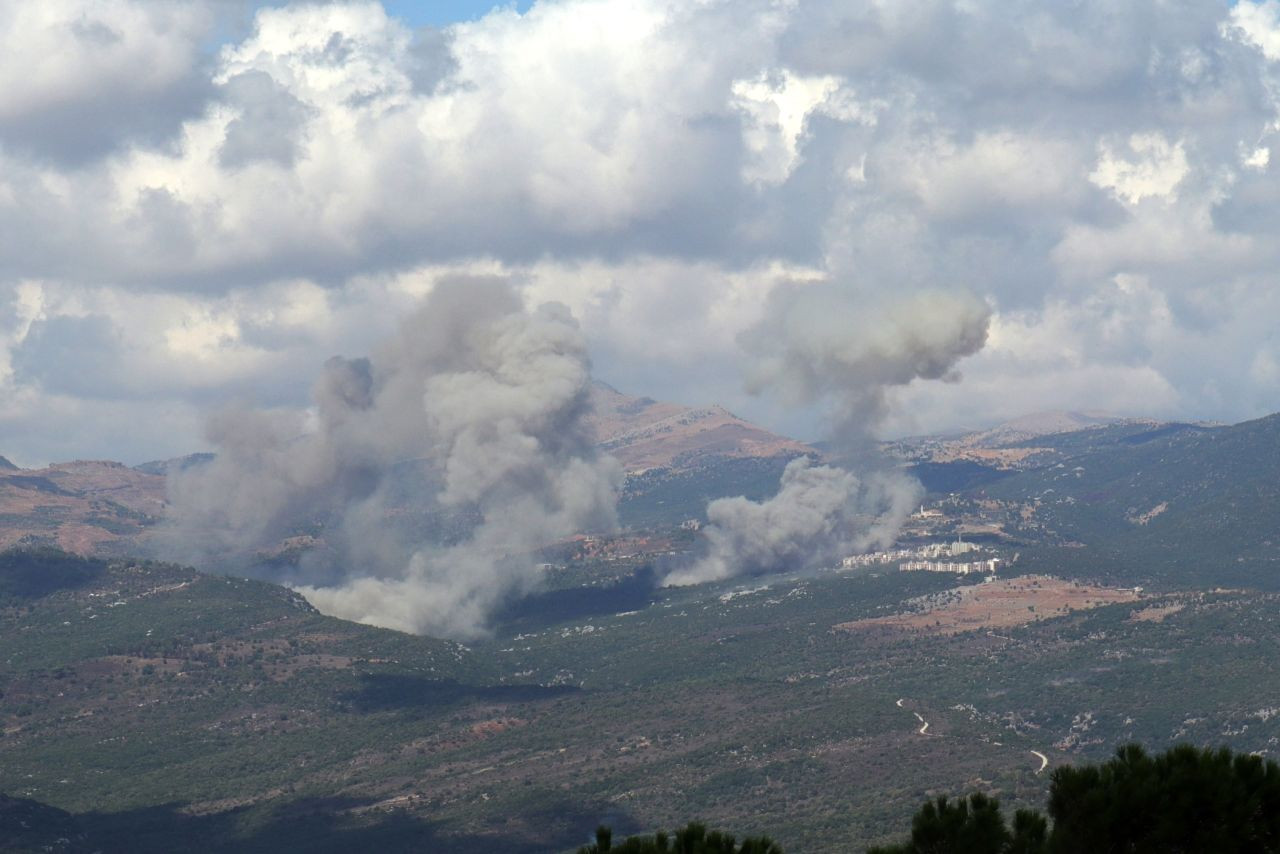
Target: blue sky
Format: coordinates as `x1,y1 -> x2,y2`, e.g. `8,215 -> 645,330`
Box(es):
382,0 -> 534,28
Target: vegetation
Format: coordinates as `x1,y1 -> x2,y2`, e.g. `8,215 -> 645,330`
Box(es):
872,744 -> 1280,853
578,822 -> 782,853
7,536 -> 1280,851
981,413 -> 1280,589
0,546 -> 105,601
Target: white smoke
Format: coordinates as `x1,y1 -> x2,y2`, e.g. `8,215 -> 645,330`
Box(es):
666,282 -> 990,586
161,277 -> 621,638
663,456 -> 918,586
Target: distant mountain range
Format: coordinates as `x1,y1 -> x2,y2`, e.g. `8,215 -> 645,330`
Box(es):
584,381 -> 813,472
883,411 -> 1175,470
0,384 -> 813,556
0,461 -> 165,555
5,391 -> 1276,582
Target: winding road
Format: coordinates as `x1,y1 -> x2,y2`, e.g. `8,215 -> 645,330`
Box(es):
896,698 -> 1049,772
897,699 -> 933,735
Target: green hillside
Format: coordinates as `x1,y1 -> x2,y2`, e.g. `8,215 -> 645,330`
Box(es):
984,414 -> 1280,587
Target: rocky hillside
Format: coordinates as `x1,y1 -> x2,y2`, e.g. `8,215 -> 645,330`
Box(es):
0,384 -> 812,555
585,382 -> 812,473
886,411 -> 1168,470
0,461 -> 165,555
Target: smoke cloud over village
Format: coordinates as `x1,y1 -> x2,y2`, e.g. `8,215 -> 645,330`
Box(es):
666,284 -> 990,586
161,278 -> 621,638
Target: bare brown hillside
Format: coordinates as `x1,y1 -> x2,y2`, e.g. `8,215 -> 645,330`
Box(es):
0,384 -> 812,556
0,461 -> 165,554
585,382 -> 812,472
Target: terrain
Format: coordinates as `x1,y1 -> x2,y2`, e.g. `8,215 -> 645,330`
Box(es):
584,382 -> 812,473
0,384 -> 811,560
4,404 -> 1280,851
0,462 -> 165,555
6,541 -> 1280,852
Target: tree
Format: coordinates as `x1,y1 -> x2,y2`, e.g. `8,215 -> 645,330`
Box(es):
1046,743 -> 1280,853
874,743 -> 1280,853
867,793 -> 1044,854
578,821 -> 783,854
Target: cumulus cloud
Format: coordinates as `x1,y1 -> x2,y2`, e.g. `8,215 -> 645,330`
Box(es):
161,277 -> 621,638
2,0 -> 1280,469
0,1 -> 213,163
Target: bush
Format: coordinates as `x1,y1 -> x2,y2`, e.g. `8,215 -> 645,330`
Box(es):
871,743 -> 1280,853
578,822 -> 783,854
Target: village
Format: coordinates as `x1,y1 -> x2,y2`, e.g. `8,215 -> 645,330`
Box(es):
841,505 -> 1014,576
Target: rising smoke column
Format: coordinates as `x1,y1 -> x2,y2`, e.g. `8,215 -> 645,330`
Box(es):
162,277 -> 621,638
665,283 -> 990,586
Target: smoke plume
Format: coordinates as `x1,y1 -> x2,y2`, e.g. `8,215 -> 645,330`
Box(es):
666,283 -> 990,586
160,278 -> 621,638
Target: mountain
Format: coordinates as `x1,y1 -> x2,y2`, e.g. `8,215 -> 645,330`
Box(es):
132,453 -> 215,477
0,386 -> 812,556
885,411 -> 1159,470
972,413 -> 1278,587
585,382 -> 812,473
954,410 -> 1133,446
0,461 -> 165,555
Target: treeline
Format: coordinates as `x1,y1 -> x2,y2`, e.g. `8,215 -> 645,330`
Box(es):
577,822 -> 781,853
589,744 -> 1280,854
871,744 -> 1280,853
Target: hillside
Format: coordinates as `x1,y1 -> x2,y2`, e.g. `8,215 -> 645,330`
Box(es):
0,385 -> 812,556
976,413 -> 1280,587
886,411 -> 1161,472
11,536 -> 1280,851
0,462 -> 165,555
585,382 -> 812,473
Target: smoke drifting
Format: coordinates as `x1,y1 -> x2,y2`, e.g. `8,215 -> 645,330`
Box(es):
160,278 -> 621,639
666,283 -> 990,586
663,457 -> 918,586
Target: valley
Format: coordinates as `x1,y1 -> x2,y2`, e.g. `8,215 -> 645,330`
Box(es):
3,400 -> 1280,851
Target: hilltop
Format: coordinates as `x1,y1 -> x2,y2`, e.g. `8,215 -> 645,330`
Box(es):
977,412 -> 1280,588
884,411 -> 1168,471
585,382 -> 812,473
0,385 -> 813,558
0,461 -> 165,555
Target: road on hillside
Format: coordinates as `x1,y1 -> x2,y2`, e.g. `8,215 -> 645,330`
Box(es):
898,698 -> 1049,771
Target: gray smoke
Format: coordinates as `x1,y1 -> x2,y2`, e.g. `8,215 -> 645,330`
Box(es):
160,277 -> 621,638
666,283 -> 990,586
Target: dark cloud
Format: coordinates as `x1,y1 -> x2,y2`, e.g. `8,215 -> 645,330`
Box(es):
218,70 -> 315,168
5,0 -> 1280,468
11,314 -> 124,399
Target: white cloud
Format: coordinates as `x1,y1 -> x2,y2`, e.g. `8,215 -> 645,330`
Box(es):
1090,133 -> 1190,204
1229,0 -> 1280,62
0,1 -> 209,121
4,0 -> 1280,465
732,69 -> 874,186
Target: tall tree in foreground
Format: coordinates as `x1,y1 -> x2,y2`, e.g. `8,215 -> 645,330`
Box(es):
1046,743 -> 1280,852
866,793 -> 1046,854
577,821 -> 783,853
870,743 -> 1280,853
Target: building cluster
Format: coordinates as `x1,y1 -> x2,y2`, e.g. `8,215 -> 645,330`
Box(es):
912,504 -> 944,519
841,549 -> 916,567
841,537 -> 981,569
900,558 -> 1001,575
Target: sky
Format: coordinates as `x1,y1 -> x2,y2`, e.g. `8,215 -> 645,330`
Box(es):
3,0 -> 1280,467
